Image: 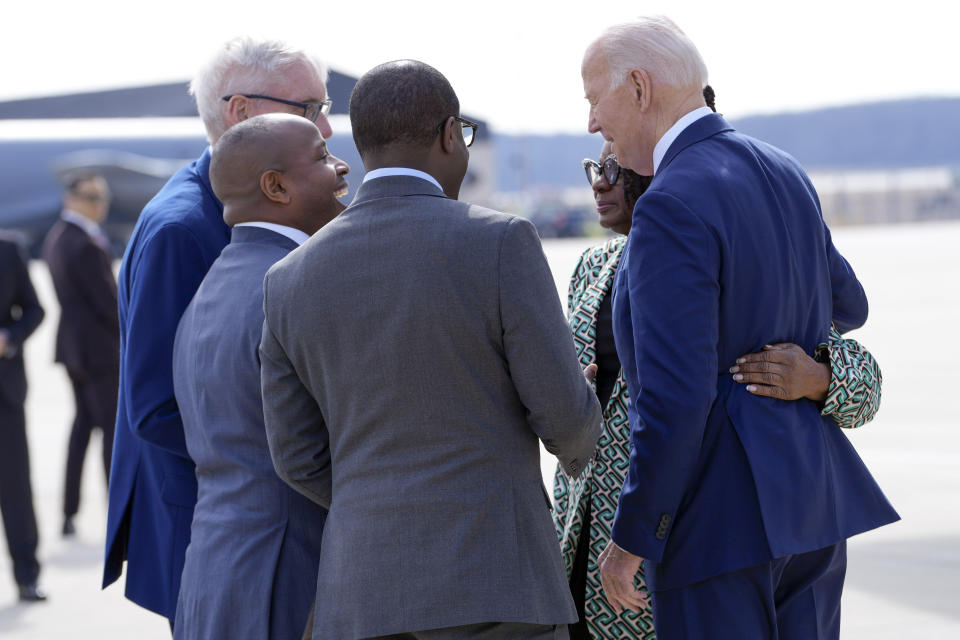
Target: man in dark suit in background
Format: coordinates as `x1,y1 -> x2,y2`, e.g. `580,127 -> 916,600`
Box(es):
172,113 -> 348,639
43,173 -> 118,538
0,233 -> 46,602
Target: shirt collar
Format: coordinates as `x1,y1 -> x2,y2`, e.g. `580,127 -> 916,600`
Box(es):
61,209 -> 103,239
232,222 -> 310,246
362,167 -> 443,191
652,106 -> 715,175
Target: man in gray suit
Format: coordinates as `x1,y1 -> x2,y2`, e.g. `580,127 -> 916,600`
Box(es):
172,113 -> 350,639
260,60 -> 603,640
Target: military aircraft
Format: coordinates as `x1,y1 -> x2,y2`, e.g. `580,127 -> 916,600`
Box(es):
0,78 -> 491,255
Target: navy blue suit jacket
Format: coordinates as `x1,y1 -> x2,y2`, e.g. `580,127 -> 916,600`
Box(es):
610,114 -> 898,591
103,149 -> 230,620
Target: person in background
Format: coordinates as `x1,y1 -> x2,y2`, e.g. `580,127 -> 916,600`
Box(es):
0,232 -> 45,602
554,92 -> 884,638
172,113 -> 349,640
43,172 -> 118,538
102,37 -> 336,629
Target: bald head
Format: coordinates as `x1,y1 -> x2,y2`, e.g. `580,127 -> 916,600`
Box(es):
211,113 -> 306,205
210,113 -> 349,234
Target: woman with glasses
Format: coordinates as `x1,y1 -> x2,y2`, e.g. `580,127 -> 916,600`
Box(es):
552,87 -> 883,640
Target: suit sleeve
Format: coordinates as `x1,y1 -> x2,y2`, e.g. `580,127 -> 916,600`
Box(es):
260,275 -> 332,509
2,242 -> 44,356
823,222 -> 868,333
498,217 -> 602,478
610,190 -> 720,561
120,224 -> 208,459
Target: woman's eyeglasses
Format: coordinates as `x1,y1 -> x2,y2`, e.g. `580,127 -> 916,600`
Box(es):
582,154 -> 621,186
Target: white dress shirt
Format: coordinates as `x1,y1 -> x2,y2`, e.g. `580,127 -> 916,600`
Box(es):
652,106 -> 715,175
362,167 -> 443,191
233,222 -> 310,246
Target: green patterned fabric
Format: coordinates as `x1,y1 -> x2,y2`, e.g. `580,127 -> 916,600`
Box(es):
552,237 -> 883,639
553,237 -> 655,639
819,325 -> 883,428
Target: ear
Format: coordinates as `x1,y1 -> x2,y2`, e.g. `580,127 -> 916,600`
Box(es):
225,95 -> 251,127
628,68 -> 652,112
438,116 -> 456,154
260,170 -> 291,204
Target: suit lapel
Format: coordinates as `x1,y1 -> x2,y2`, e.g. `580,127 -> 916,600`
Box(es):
658,113 -> 735,175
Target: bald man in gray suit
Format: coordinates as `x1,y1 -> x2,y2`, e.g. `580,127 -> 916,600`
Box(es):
260,61 -> 602,640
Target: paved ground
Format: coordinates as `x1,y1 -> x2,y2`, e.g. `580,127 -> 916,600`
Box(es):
1,222 -> 958,638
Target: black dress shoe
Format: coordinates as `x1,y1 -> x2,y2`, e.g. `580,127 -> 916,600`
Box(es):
62,517 -> 76,537
17,582 -> 47,602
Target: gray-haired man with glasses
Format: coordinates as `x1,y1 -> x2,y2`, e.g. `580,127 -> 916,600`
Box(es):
103,36 -> 337,631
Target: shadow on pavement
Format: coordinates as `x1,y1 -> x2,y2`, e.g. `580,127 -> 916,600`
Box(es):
45,539 -> 104,569
846,534 -> 960,620
0,601 -> 32,632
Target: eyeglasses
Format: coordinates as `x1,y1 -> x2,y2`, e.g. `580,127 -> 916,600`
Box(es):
436,116 -> 479,148
582,154 -> 620,186
221,94 -> 333,123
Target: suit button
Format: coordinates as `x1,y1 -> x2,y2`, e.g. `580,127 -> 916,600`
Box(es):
655,513 -> 671,540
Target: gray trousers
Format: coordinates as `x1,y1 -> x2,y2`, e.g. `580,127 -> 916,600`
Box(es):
364,622 -> 569,640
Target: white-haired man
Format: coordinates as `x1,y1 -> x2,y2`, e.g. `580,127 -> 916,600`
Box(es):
582,16 -> 898,639
103,37 -> 335,630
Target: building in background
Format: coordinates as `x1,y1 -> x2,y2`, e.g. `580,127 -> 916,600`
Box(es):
491,97 -> 960,235
810,167 -> 960,226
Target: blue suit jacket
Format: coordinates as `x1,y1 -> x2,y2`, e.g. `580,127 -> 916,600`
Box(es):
103,149 -> 230,620
172,227 -> 326,639
610,114 -> 899,591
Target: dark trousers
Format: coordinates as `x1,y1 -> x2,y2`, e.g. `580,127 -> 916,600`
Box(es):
0,396 -> 40,586
651,541 -> 847,640
63,370 -> 117,517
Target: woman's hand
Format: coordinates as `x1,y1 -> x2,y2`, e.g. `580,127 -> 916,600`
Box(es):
730,343 -> 830,402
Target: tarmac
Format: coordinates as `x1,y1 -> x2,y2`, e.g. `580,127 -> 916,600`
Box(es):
1,222 -> 958,639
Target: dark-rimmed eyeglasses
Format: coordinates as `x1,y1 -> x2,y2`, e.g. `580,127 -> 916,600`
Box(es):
436,116 -> 479,147
221,94 -> 332,123
582,154 -> 620,186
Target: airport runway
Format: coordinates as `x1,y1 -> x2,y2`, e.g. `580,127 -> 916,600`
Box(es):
1,222 -> 958,638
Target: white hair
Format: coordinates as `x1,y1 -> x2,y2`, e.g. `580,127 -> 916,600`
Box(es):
598,16 -> 708,91
190,37 -> 328,143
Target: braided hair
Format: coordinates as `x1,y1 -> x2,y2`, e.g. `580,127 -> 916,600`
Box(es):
703,84 -> 716,112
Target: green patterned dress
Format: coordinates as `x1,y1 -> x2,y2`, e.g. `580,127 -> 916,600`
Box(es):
552,236 -> 882,639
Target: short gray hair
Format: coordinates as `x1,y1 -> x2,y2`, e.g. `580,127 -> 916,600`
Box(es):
598,16 -> 708,91
190,37 -> 328,143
